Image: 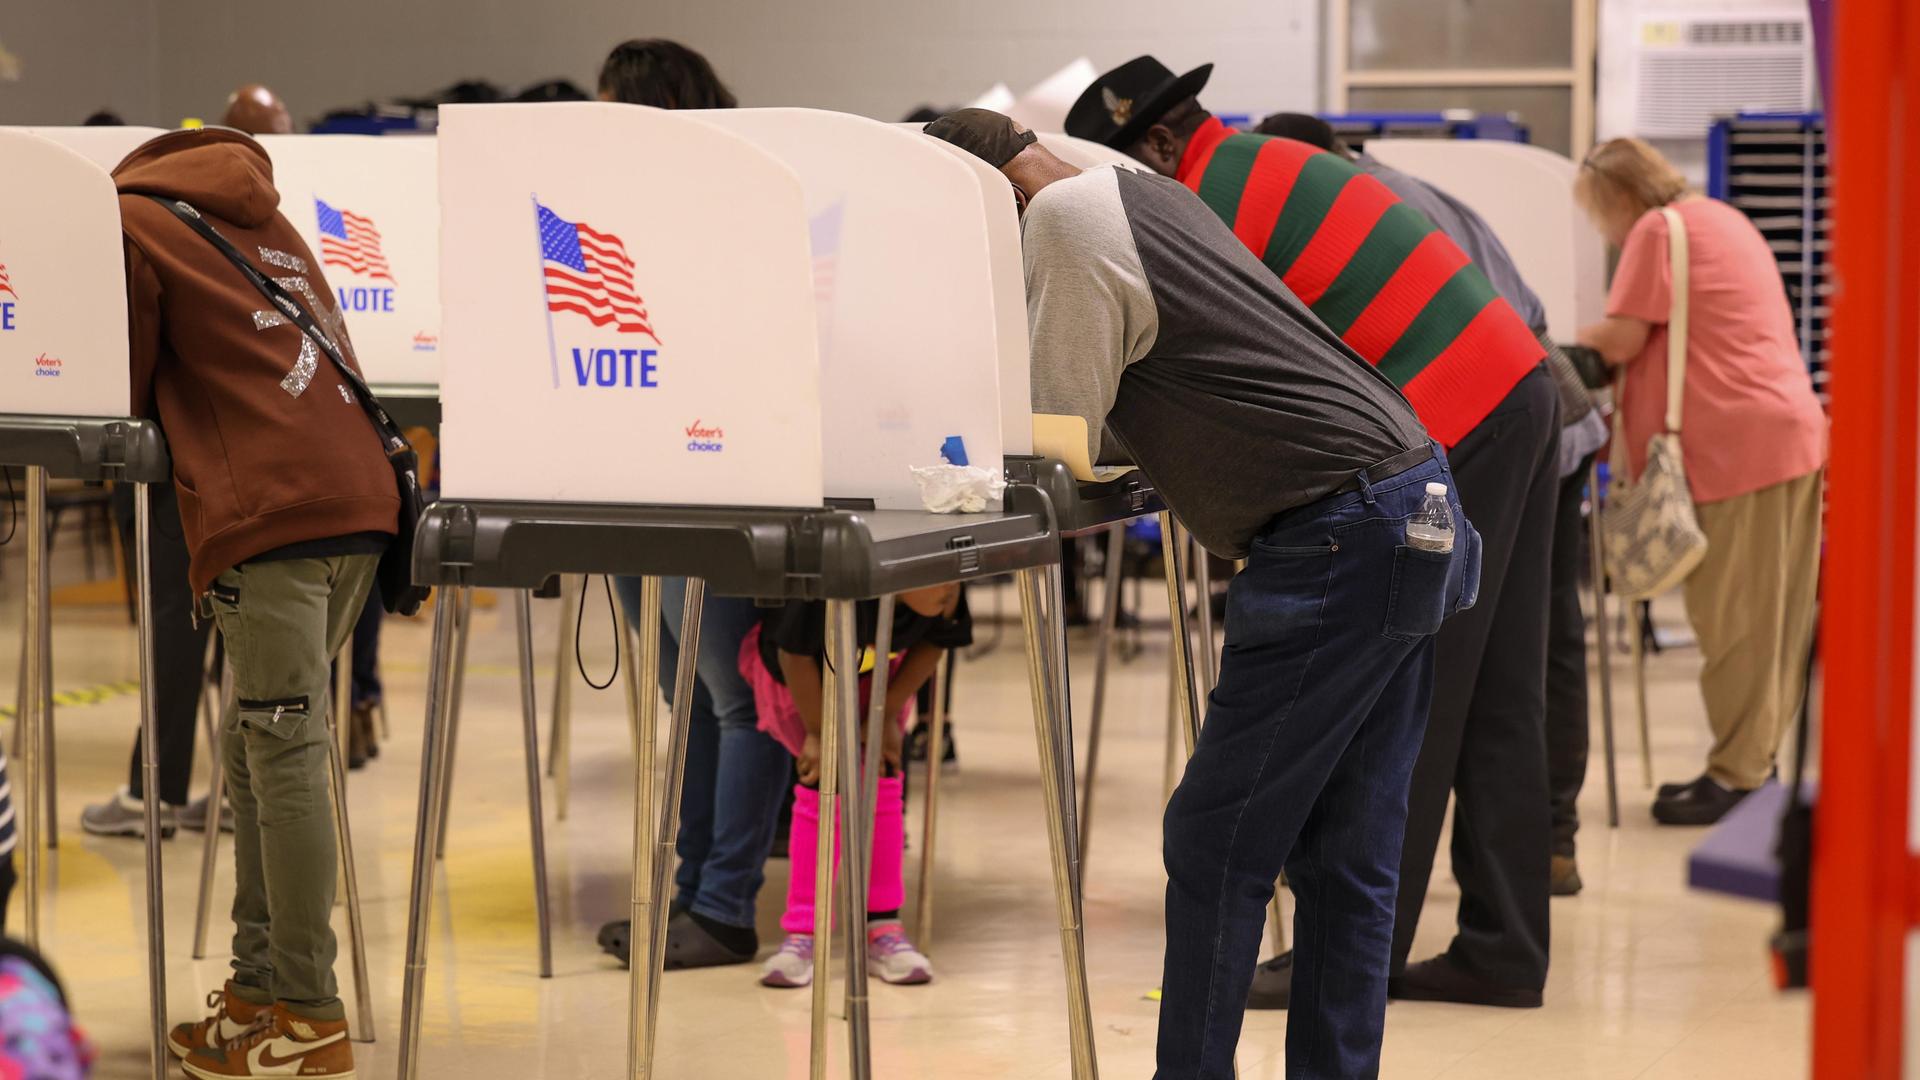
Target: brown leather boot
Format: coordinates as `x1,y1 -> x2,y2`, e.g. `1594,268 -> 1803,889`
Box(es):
182,1003 -> 354,1079
347,703 -> 378,769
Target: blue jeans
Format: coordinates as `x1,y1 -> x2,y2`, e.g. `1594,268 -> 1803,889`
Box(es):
614,577 -> 789,929
1157,452 -> 1478,1080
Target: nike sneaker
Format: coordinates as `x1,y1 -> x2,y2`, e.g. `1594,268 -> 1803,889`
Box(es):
167,982 -> 267,1059
182,1003 -> 354,1079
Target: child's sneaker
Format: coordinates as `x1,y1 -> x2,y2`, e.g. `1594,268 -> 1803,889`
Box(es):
867,921 -> 933,985
167,982 -> 266,1059
182,1003 -> 353,1079
760,934 -> 815,988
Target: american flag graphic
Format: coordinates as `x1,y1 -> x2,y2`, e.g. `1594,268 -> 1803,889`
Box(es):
0,262 -> 16,299
315,199 -> 394,282
536,200 -> 659,342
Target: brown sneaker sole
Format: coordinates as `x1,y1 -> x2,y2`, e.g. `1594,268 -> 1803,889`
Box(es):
182,1061 -> 356,1080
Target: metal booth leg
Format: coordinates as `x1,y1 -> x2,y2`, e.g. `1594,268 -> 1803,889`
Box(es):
1017,568 -> 1099,1080
19,466 -> 47,946
549,575 -> 583,819
1160,515 -> 1202,756
514,590 -> 556,978
1632,602 -> 1653,788
845,597 -> 895,1080
396,594 -> 460,1079
810,600 -> 855,1080
193,664 -> 235,959
1078,523 -> 1126,867
624,578 -> 664,1077
1042,564 -> 1085,922
641,580 -> 705,1075
435,588 -> 474,858
134,482 -> 168,1080
1589,460 -> 1620,827
41,583 -> 55,852
914,650 -> 949,947
322,665 -> 376,1044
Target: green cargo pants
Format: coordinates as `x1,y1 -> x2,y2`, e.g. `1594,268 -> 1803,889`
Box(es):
206,553 -> 378,1021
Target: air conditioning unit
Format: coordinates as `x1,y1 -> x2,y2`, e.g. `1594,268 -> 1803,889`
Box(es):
1627,12 -> 1813,138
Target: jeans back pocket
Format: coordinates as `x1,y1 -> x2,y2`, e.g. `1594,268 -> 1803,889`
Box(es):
1384,545 -> 1453,642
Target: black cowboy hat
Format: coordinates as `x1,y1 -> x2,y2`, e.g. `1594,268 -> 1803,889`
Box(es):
1066,56 -> 1213,150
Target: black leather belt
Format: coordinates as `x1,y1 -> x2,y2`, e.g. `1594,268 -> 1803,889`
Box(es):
1332,443 -> 1435,497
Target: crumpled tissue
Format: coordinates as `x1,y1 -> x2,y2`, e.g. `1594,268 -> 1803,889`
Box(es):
910,464 -> 1007,514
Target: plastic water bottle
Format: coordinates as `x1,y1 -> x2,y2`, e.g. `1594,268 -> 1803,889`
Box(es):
1406,482 -> 1455,553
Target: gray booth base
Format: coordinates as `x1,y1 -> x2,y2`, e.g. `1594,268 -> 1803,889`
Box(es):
0,415 -> 171,481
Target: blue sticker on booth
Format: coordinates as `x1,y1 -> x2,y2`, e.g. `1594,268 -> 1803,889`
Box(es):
940,436 -> 969,466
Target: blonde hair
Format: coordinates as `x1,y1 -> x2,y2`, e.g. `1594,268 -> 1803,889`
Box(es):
1575,137 -> 1690,223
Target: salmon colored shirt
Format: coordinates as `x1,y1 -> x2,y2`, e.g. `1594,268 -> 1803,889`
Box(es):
1607,198 -> 1827,505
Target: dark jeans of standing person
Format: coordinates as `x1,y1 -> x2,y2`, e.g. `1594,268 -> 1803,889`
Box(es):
1389,364 -> 1561,1005
113,482 -> 212,805
614,578 -> 788,942
1547,454 -> 1598,877
349,580 -> 383,708
1159,451 -> 1477,1080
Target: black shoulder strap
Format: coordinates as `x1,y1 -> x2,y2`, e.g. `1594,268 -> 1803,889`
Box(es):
143,195 -> 405,448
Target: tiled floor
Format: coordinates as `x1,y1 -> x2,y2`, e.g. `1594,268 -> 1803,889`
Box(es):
3,546 -> 1810,1078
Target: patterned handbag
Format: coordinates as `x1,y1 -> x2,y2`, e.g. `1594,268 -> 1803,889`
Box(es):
1602,206 -> 1708,600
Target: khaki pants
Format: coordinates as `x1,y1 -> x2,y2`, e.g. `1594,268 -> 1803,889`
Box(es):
1684,471 -> 1823,789
208,554 -> 378,1021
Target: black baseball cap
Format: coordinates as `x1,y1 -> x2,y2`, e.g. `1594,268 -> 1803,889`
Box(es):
922,108 -> 1037,168
1066,56 -> 1213,150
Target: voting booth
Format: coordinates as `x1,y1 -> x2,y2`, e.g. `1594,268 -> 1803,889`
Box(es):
13,125 -> 167,171
258,134 -> 441,388
435,102 -> 823,508
689,108 -> 1012,508
0,128 -> 170,1080
400,102 -> 1100,1080
1363,139 -> 1608,340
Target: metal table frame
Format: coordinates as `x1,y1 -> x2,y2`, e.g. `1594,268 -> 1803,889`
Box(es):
0,415 -> 170,1080
394,481 -> 1097,1080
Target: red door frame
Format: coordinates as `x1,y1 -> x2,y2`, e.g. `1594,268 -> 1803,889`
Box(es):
1812,0 -> 1920,1075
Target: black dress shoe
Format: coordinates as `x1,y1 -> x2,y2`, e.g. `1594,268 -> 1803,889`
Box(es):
1657,774 -> 1707,800
1652,776 -> 1751,826
1246,952 -> 1293,1010
1388,955 -> 1543,1008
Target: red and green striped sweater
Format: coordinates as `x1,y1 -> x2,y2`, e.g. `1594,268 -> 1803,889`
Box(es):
1177,117 -> 1543,446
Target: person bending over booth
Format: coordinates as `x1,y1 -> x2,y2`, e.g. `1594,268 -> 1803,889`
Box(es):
924,108 -> 1477,1080
741,586 -> 968,990
1069,60 -> 1561,1012
1255,112 -> 1608,898
1574,138 -> 1826,826
117,127 -> 398,1080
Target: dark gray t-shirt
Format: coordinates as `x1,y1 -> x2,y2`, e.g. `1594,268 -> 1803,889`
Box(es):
1357,153 -> 1549,336
1023,165 -> 1427,559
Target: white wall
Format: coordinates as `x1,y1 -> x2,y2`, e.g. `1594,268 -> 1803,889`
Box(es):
0,2 -> 159,127
2,1 -> 1319,129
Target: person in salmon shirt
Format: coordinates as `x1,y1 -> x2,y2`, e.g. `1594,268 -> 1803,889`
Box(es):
1576,137 -> 1828,827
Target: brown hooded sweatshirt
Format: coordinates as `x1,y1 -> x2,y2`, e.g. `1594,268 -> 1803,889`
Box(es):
115,128 -> 397,594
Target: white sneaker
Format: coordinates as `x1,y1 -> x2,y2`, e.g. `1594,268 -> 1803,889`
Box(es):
79,786 -> 177,839
760,934 -> 814,988
866,921 -> 933,985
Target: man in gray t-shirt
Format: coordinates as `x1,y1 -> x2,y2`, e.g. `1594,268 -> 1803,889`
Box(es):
926,109 -> 1480,1079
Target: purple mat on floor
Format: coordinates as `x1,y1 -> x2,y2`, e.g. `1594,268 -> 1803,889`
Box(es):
1686,780 -> 1811,904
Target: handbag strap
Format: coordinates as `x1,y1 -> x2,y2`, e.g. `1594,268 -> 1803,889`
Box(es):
1606,204 -> 1691,486
1659,205 -> 1689,434
144,195 -> 409,455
